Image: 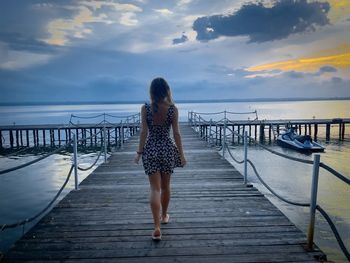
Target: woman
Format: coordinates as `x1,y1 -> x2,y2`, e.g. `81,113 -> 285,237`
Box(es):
134,77 -> 186,241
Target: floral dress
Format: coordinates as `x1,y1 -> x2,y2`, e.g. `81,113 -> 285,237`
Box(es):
142,103 -> 182,176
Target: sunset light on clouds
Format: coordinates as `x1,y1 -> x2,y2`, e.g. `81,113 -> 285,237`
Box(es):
0,0 -> 349,103
247,44 -> 350,73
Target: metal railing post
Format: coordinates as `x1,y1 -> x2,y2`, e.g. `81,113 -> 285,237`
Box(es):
222,111 -> 227,157
307,154 -> 321,250
208,119 -> 212,146
244,131 -> 248,185
121,123 -> 124,149
73,133 -> 79,190
103,124 -> 107,163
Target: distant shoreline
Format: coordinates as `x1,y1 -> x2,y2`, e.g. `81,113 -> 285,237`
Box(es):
0,97 -> 349,106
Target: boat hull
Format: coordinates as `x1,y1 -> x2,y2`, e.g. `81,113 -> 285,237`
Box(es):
277,137 -> 325,153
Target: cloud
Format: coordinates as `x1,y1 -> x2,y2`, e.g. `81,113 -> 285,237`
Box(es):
327,0 -> 350,22
193,0 -> 330,43
247,44 -> 350,73
285,71 -> 305,78
331,76 -> 343,84
173,34 -> 188,44
154,8 -> 173,16
44,1 -> 142,46
319,65 -> 337,73
0,49 -> 53,70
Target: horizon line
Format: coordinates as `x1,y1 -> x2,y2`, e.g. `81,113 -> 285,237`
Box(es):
0,97 -> 350,106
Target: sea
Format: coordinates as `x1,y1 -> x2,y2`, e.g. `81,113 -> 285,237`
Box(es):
0,100 -> 349,262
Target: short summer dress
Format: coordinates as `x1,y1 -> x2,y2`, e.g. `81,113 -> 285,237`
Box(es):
142,103 -> 182,176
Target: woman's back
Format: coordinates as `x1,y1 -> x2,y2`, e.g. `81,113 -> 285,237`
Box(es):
145,102 -> 175,130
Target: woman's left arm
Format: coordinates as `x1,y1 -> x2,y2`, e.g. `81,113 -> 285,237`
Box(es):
134,105 -> 148,164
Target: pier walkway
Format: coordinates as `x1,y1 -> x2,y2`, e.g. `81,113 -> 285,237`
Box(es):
3,124 -> 326,262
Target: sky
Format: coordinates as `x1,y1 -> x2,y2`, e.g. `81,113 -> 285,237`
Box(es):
0,0 -> 349,103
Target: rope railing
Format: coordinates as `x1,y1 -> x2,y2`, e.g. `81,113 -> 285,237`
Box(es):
77,143 -> 104,171
0,165 -> 74,232
319,162 -> 350,185
0,144 -> 71,175
0,112 -> 141,240
189,110 -> 350,261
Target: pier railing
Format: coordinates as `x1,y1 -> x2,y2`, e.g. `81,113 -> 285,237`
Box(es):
188,110 -> 350,261
0,112 -> 141,151
0,112 -> 140,236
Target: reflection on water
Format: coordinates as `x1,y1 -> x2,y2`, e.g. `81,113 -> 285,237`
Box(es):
225,141 -> 350,263
0,150 -> 106,254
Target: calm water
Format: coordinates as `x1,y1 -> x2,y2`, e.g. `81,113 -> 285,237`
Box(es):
0,100 -> 349,262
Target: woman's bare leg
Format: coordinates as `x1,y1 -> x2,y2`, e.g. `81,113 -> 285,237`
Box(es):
148,172 -> 161,236
161,172 -> 171,219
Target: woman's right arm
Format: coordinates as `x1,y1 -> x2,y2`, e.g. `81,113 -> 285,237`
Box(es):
134,105 -> 148,164
172,106 -> 186,166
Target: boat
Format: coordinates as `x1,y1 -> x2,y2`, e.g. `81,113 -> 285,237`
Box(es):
276,128 -> 325,153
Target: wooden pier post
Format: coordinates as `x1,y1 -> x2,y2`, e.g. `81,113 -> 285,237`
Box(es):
232,125 -> 235,145
68,129 -> 72,142
51,129 -> 55,147
20,130 -> 23,146
15,130 -> 19,148
314,124 -> 318,141
268,125 -> 272,142
249,125 -> 251,138
90,128 -> 93,146
308,124 -> 311,135
339,123 -> 342,140
26,130 -> 29,147
108,128 -> 110,146
205,125 -> 208,141
82,129 -> 86,147
58,129 -> 61,146
259,124 -> 265,142
326,124 -> 330,141
342,123 -> 345,140
304,124 -> 307,135
114,127 -> 118,146
65,129 -> 68,143
242,125 -> 246,144
36,129 -> 40,146
254,124 -> 257,140
237,125 -> 241,144
0,130 -> 2,149
43,129 -> 46,146
32,130 -> 36,147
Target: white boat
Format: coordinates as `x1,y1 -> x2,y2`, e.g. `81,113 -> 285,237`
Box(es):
277,128 -> 325,153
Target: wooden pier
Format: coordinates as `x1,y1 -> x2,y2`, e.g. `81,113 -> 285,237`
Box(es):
1,118 -> 348,151
192,118 -> 350,144
0,123 -> 139,150
2,124 -> 327,262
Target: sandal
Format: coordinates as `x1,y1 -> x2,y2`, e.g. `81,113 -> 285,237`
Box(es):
161,214 -> 170,224
152,228 -> 162,241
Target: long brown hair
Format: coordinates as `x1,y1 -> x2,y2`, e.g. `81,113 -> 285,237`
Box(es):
149,77 -> 173,113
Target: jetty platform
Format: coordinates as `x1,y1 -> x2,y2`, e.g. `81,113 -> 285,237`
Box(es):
2,124 -> 326,262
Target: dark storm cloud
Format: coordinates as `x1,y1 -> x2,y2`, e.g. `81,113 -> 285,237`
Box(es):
172,34 -> 188,45
193,0 -> 330,43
